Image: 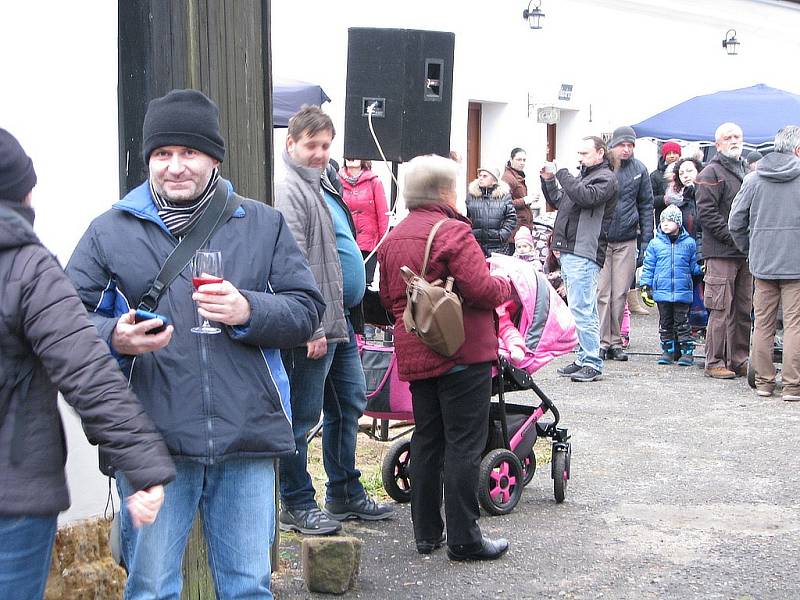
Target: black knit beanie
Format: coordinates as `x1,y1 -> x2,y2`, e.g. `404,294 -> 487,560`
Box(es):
0,128 -> 37,203
142,89 -> 226,163
609,125 -> 637,148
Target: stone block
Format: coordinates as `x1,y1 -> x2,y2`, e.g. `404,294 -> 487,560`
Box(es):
45,517 -> 127,600
302,536 -> 362,594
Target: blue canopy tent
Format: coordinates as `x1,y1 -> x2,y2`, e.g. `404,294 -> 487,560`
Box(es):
631,84 -> 800,146
273,77 -> 331,127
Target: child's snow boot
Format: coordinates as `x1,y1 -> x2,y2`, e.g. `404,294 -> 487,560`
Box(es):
677,340 -> 695,366
657,340 -> 675,365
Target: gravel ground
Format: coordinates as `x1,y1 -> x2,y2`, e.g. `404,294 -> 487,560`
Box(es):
273,312 -> 800,599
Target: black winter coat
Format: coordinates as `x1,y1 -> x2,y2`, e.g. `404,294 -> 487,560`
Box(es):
696,154 -> 747,259
607,157 -> 654,247
66,181 -> 324,465
541,159 -> 618,267
650,166 -> 668,222
465,179 -> 517,256
0,202 -> 175,516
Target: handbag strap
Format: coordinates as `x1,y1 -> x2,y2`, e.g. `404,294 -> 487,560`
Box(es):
420,219 -> 449,279
138,180 -> 237,311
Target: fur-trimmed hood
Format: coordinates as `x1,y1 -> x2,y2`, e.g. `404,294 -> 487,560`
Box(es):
468,178 -> 510,198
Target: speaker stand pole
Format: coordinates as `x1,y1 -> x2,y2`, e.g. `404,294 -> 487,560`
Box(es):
390,162 -> 399,210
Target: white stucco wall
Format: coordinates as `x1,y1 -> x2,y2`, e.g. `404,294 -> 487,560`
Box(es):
2,0 -> 800,524
272,0 -> 800,189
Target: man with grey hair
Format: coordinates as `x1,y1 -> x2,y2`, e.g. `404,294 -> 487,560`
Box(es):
729,126 -> 800,401
696,122 -> 752,379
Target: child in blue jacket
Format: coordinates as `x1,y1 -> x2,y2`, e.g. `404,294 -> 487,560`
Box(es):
640,204 -> 703,365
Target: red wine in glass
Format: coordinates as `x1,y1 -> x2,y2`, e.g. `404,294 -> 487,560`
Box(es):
192,276 -> 223,290
191,250 -> 223,334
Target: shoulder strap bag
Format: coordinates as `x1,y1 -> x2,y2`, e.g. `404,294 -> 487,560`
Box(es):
138,180 -> 238,311
100,179 -> 237,478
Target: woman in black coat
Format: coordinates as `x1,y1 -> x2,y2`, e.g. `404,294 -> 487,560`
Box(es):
465,167 -> 517,256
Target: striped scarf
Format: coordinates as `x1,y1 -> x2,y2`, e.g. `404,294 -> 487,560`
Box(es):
150,168 -> 220,237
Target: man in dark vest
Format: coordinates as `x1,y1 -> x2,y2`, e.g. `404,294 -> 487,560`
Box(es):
696,122 -> 752,380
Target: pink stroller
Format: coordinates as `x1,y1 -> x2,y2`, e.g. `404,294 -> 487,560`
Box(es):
375,255 -> 577,515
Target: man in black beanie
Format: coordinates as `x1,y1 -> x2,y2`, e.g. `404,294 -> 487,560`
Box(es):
0,127 -> 176,600
66,90 -> 325,599
597,125 -> 654,361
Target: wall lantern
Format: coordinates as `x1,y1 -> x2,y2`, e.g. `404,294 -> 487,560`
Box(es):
523,0 -> 545,30
722,29 -> 739,55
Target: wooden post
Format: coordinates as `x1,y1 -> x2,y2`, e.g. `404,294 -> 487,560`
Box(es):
180,517 -> 215,600
118,0 -> 274,202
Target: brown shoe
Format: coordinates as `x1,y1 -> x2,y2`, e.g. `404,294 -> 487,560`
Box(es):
733,363 -> 749,377
705,367 -> 736,380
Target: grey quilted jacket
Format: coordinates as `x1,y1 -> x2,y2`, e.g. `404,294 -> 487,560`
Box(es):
0,202 -> 174,516
275,150 -> 361,342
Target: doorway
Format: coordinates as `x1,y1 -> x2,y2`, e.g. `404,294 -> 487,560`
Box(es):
467,102 -> 482,189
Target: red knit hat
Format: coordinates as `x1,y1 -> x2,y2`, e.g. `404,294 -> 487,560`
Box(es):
661,141 -> 681,158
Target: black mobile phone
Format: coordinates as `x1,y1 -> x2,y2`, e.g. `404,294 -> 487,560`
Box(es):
134,309 -> 171,334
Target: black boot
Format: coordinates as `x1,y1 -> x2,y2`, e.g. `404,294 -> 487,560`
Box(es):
657,340 -> 675,365
677,340 -> 694,366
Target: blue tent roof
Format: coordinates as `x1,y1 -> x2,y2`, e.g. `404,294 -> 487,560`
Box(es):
631,84 -> 800,145
273,77 -> 331,127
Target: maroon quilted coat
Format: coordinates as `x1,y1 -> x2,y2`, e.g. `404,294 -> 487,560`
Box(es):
378,204 -> 511,381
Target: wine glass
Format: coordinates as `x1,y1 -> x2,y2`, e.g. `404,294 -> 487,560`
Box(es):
191,250 -> 223,334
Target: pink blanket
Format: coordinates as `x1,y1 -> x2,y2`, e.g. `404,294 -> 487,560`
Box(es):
488,254 -> 577,374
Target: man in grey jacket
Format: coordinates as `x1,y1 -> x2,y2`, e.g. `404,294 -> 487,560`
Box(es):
275,106 -> 392,536
598,126 -> 654,361
729,126 -> 800,401
540,136 -> 618,383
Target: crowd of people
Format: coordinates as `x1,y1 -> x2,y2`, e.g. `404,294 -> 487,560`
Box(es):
1,87 -> 799,600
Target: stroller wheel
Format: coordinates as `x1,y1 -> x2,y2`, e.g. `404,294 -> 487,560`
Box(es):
478,449 -> 524,516
382,438 -> 412,503
521,451 -> 536,486
552,449 -> 569,503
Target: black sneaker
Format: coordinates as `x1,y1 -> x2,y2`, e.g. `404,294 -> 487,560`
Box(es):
608,347 -> 628,361
570,366 -> 602,382
324,495 -> 394,521
279,507 -> 342,535
557,362 -> 582,377
599,347 -> 608,360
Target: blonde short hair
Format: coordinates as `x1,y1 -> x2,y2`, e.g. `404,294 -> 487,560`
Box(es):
402,155 -> 458,209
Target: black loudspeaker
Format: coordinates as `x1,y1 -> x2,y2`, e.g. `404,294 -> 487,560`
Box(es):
344,28 -> 454,163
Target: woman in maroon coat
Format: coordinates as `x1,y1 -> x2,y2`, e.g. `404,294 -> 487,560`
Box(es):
377,154 -> 511,561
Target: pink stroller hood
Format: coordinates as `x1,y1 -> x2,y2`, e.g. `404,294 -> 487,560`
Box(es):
488,254 -> 577,374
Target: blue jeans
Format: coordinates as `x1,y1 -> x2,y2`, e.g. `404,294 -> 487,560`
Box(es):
280,320 -> 368,509
560,252 -> 603,371
117,458 -> 275,600
0,515 -> 57,600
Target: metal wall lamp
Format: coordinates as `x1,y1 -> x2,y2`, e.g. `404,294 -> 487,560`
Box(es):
722,29 -> 739,55
523,0 -> 545,30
